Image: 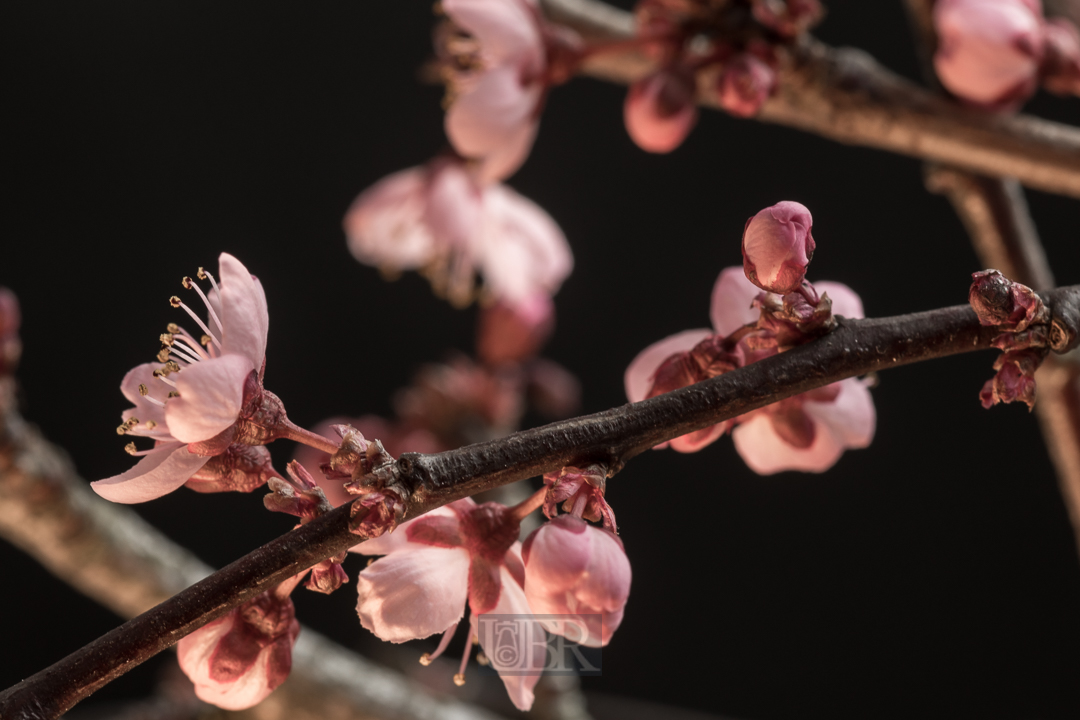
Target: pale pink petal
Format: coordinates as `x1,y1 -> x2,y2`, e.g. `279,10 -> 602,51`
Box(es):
356,546 -> 470,642
92,442 -> 211,503
344,167 -> 437,269
217,253 -> 269,368
443,0 -> 544,70
478,183 -> 573,302
731,411 -> 845,475
351,505 -> 461,556
177,615 -> 234,685
813,280 -> 864,319
424,160 -> 484,252
119,363 -> 173,435
710,266 -> 766,335
478,565 -> 545,712
165,354 -> 253,444
446,66 -> 542,182
806,378 -> 876,449
668,422 -> 728,453
624,329 -> 712,403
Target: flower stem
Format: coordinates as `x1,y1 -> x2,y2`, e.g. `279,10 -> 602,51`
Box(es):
510,487 -> 547,521
281,420 -> 340,455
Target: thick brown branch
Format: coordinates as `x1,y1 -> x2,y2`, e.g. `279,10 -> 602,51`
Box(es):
905,0 -> 1080,557
5,287 -> 1080,718
540,0 -> 1080,198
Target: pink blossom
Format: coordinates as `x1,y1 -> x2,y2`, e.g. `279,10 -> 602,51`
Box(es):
177,588 -> 300,710
742,201 -> 815,294
477,292 -> 555,365
344,157 -> 572,307
522,515 -> 631,647
625,266 -> 875,472
93,254 -> 278,503
1041,17 -> 1080,95
624,68 -> 699,153
716,53 -> 777,118
933,0 -> 1043,109
441,0 -> 578,182
354,498 -> 543,710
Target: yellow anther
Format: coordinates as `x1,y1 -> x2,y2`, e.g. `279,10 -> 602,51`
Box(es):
124,442 -> 138,456
168,391 -> 180,398
159,333 -> 174,346
169,296 -> 182,308
146,420 -> 157,429
452,674 -> 466,687
419,653 -> 433,667
156,348 -> 171,363
165,360 -> 181,373
166,323 -> 181,334
200,334 -> 212,346
197,267 -> 207,280
138,384 -> 149,396
116,424 -> 128,435
476,652 -> 489,666
181,276 -> 194,290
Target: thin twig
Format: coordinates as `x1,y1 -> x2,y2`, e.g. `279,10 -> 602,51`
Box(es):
539,0 -> 1080,198
904,0 -> 1080,557
5,285 -> 1080,718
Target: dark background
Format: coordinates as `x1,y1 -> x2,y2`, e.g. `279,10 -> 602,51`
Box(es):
3,1 -> 1080,718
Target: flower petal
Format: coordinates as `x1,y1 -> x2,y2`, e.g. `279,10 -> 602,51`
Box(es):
710,266 -> 765,335
478,183 -> 573,302
165,354 -> 253,444
807,377 -> 876,449
119,363 -> 174,437
731,411 -> 844,475
814,280 -> 864,319
217,253 -> 269,368
443,0 -> 544,69
352,504 -> 461,556
344,166 -> 437,270
478,565 -> 545,712
624,329 -> 712,403
92,442 -> 211,503
668,423 -> 728,453
356,546 -> 470,642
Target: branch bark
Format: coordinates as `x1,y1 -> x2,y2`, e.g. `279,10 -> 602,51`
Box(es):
540,0 -> 1080,198
5,285 -> 1080,718
904,0 -> 1080,558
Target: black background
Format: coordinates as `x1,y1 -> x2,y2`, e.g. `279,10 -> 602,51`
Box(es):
3,1 -> 1080,718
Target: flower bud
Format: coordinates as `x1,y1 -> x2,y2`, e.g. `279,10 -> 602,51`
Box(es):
522,515 -> 631,648
933,0 -> 1042,108
716,53 -> 777,118
968,269 -> 1045,332
741,201 -> 815,294
1040,17 -> 1080,95
477,293 -> 555,365
177,590 -> 300,710
624,68 -> 698,153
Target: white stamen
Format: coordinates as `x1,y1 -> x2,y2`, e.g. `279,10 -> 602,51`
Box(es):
168,341 -> 203,366
421,622 -> 459,666
173,332 -> 210,360
186,278 -> 224,335
142,394 -> 166,408
172,299 -> 221,349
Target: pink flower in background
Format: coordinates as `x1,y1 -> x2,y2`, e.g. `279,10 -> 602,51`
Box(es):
741,200 -> 815,294
441,0 -> 579,182
477,292 -> 555,365
0,287 -> 22,376
933,0 -> 1043,108
177,587 -> 300,710
624,68 -> 699,153
344,157 -> 572,307
93,254 -> 274,503
625,266 -> 875,472
354,498 -> 543,710
522,515 -> 631,647
1041,17 -> 1080,95
716,53 -> 777,118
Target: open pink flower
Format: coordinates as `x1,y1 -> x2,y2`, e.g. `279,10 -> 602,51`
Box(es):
344,157 -> 572,307
93,253 -> 283,504
522,515 -> 631,648
178,587 -> 300,710
441,0 -> 578,182
625,267 -> 875,472
354,498 -> 543,711
933,0 -> 1043,109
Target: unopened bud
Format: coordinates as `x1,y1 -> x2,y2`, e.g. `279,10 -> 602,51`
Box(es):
623,68 -> 698,153
741,201 -> 815,294
716,53 -> 776,118
969,269 -> 1045,332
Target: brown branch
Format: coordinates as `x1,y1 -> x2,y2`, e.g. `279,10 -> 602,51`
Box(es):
540,0 -> 1080,198
904,0 -> 1080,557
0,381 -> 508,720
5,286 -> 1080,718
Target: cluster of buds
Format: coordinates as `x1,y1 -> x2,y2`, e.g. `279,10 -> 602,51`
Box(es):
933,0 -> 1080,110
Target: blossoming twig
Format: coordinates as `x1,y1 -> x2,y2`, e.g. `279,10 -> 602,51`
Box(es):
5,285 -> 1080,718
540,0 -> 1080,198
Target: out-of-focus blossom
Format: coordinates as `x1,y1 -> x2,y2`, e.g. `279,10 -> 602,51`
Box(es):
741,201 -> 815,294
344,157 -> 572,308
751,0 -> 824,38
177,586 -> 300,710
477,292 -> 555,365
354,498 -> 542,710
716,53 -> 777,118
624,67 -> 699,153
94,254 -> 290,504
1040,17 -> 1080,95
933,0 -> 1043,109
440,0 -> 581,182
0,287 -> 22,376
522,515 -> 631,648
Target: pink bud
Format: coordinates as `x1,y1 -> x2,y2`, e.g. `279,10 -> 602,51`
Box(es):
177,590 -> 300,710
717,53 -> 776,118
968,269 -> 1045,331
624,68 -> 698,153
741,201 -> 815,294
522,515 -> 631,648
1041,18 -> 1080,95
933,0 -> 1043,108
477,293 -> 555,365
